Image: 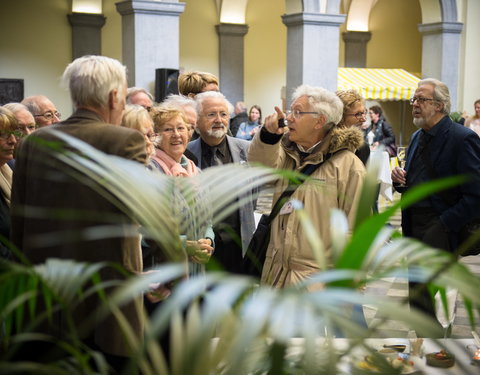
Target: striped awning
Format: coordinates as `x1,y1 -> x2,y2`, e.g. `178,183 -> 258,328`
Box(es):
337,68 -> 421,101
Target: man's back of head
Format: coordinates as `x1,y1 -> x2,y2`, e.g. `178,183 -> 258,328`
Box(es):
21,95 -> 60,127
62,55 -> 128,125
178,71 -> 219,97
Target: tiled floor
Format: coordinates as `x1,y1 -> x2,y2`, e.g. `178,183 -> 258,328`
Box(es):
363,255 -> 480,338
255,188 -> 480,338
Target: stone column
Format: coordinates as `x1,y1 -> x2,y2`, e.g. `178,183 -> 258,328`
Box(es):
342,31 -> 371,68
418,22 -> 463,111
282,12 -> 346,105
116,1 -> 185,93
215,23 -> 249,105
67,13 -> 106,60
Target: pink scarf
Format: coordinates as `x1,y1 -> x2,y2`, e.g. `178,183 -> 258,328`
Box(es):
152,149 -> 199,177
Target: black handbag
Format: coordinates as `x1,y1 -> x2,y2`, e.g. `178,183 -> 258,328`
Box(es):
458,219 -> 480,256
242,154 -> 335,277
380,121 -> 397,157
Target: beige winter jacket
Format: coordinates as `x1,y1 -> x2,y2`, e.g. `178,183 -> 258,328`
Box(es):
248,126 -> 366,290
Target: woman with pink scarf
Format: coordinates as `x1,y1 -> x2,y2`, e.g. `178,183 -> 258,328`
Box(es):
150,105 -> 214,271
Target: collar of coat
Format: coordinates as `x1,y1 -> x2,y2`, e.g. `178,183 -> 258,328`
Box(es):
281,125 -> 365,161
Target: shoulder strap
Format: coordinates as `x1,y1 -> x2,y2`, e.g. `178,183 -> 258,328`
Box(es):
266,152 -> 335,223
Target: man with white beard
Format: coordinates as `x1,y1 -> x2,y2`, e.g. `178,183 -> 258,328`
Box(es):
391,78 -> 480,319
187,91 -> 255,274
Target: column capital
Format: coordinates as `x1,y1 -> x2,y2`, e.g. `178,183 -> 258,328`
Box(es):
215,23 -> 249,37
418,22 -> 463,35
342,31 -> 371,43
116,0 -> 185,16
282,12 -> 345,27
67,12 -> 106,28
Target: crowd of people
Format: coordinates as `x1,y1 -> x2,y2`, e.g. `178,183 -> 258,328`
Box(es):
1,55 -> 480,370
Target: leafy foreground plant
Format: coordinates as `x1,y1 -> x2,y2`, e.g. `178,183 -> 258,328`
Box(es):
1,133 -> 479,374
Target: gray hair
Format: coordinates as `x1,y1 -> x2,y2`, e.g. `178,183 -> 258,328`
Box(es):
61,55 -> 127,109
3,102 -> 30,115
126,87 -> 154,103
418,78 -> 451,114
163,94 -> 196,113
292,85 -> 344,126
195,91 -> 234,115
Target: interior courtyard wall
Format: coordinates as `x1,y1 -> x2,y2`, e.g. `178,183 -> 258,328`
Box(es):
102,0 -> 123,62
179,0 -> 219,77
366,0 -> 422,73
0,0 -> 73,118
243,0 -> 286,113
364,0 -> 422,143
458,0 -> 480,116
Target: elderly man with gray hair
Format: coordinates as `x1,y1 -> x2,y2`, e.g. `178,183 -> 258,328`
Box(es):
21,95 -> 60,127
11,55 -> 147,369
248,85 -> 365,289
126,86 -> 154,111
392,78 -> 480,319
3,102 -> 36,136
187,91 -> 255,275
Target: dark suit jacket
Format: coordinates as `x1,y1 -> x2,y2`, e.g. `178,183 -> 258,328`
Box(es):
396,116 -> 480,246
11,109 -> 147,356
187,136 -> 256,254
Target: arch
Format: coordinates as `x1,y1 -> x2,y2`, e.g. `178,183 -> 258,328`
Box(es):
344,0 -> 458,32
345,0 -> 377,31
217,0 -> 248,24
440,0 -> 458,22
285,0 -> 342,14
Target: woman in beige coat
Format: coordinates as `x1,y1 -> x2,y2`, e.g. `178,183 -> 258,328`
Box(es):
248,85 -> 365,289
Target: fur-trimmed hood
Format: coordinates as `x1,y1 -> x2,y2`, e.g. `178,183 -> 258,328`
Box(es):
281,125 -> 365,158
327,126 -> 365,153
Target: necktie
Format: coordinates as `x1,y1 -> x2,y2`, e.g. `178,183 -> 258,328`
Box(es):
211,147 -> 222,166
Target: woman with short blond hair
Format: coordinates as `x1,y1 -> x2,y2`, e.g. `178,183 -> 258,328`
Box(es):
149,105 -> 214,272
0,107 -> 18,259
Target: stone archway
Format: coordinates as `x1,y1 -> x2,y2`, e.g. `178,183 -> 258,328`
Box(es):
217,0 -> 248,24
343,0 -> 462,109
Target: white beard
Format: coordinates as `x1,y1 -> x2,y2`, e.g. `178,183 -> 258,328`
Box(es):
412,117 -> 425,128
207,126 -> 227,138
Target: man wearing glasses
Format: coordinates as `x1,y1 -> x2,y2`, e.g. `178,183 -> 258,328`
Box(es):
248,85 -> 365,289
126,87 -> 154,112
391,78 -> 480,318
187,91 -> 255,275
3,103 -> 36,137
21,95 -> 61,127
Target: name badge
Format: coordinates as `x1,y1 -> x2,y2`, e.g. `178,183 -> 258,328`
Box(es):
279,200 -> 294,215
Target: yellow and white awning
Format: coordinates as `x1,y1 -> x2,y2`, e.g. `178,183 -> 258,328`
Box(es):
337,68 -> 421,101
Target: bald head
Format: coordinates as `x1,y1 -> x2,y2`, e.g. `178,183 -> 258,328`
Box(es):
21,95 -> 60,127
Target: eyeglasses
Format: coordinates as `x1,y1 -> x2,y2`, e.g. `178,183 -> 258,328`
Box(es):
204,112 -> 229,120
286,109 -> 319,120
34,111 -> 61,120
0,131 -> 22,140
345,110 -> 368,120
161,125 -> 189,135
145,132 -> 157,141
409,97 -> 435,105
